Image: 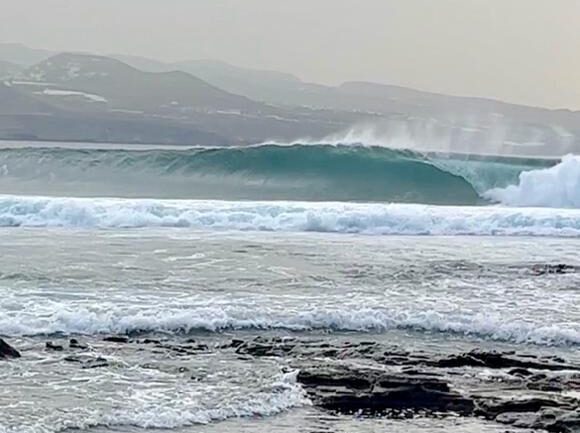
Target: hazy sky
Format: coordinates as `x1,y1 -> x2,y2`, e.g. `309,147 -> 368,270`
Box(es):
1,0 -> 579,109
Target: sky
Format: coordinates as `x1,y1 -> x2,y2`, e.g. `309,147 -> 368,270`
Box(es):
1,0 -> 579,109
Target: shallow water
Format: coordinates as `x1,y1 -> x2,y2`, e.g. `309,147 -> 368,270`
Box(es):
1,229 -> 579,432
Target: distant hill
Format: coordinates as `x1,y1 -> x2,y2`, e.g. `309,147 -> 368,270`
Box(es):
114,54 -> 580,129
1,53 -> 338,145
173,59 -> 304,103
111,54 -> 174,73
110,55 -> 308,106
0,82 -> 57,115
2,44 -> 580,154
0,82 -> 232,145
0,60 -> 22,79
0,43 -> 54,66
22,53 -> 266,114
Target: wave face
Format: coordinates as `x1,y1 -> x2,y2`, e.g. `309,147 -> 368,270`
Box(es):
3,195 -> 580,236
0,144 -> 547,205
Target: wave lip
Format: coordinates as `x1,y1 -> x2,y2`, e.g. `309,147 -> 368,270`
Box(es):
2,195 -> 580,237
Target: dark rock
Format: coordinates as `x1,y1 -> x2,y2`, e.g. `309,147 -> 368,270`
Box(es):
69,339 -> 88,350
297,364 -> 474,416
82,357 -> 109,369
429,350 -> 578,371
532,264 -> 576,275
298,365 -> 375,390
64,356 -> 83,363
543,409 -> 580,433
491,407 -> 580,433
140,338 -> 162,345
476,397 -> 572,419
151,342 -> 211,356
508,368 -> 534,377
45,342 -> 64,351
236,341 -> 295,357
103,336 -> 129,343
526,373 -> 580,393
0,338 -> 20,359
64,354 -> 109,369
230,339 -> 245,348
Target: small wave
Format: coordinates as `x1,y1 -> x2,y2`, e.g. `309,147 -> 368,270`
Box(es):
2,304 -> 578,346
486,154 -> 580,208
2,195 -> 580,236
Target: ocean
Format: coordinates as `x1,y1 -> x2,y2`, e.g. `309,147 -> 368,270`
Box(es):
1,142 -> 579,433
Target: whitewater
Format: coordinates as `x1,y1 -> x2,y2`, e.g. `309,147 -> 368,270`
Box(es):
3,195 -> 580,236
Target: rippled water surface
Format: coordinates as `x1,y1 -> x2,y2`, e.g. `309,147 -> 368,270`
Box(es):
1,229 -> 579,432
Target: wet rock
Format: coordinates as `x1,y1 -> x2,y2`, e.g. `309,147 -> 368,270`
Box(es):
476,397 -> 569,419
297,364 -> 474,416
64,354 -> 109,369
230,339 -> 245,348
428,350 -> 578,371
508,368 -> 534,377
45,342 -> 64,351
542,409 -> 580,433
526,373 -> 580,393
82,357 -> 109,369
69,339 -> 89,350
235,341 -> 296,357
146,342 -> 212,356
489,407 -> 580,433
532,264 -> 576,275
224,337 -> 580,431
0,338 -> 20,359
103,336 -> 129,343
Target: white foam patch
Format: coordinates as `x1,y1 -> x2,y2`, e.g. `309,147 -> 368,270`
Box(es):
486,154 -> 580,208
1,370 -> 308,433
101,371 -> 308,429
2,195 -> 580,236
2,303 -> 578,346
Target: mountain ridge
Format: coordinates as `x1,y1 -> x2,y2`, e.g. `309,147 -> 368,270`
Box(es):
1,44 -> 579,155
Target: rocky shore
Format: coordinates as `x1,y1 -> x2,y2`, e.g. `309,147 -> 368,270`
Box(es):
3,335 -> 579,432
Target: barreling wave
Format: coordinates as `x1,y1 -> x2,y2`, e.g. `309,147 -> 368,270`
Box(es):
0,144 -> 548,205
3,195 -> 580,236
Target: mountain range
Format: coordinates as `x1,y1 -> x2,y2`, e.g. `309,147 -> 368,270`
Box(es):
0,42 -> 579,155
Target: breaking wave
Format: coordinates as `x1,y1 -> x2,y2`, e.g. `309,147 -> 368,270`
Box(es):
486,154 -> 580,208
2,195 -> 580,236
0,144 -> 548,205
2,303 -> 578,346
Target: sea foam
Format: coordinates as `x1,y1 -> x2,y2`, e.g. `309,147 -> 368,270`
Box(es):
2,195 -> 580,236
2,303 -> 578,346
486,154 -> 580,208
